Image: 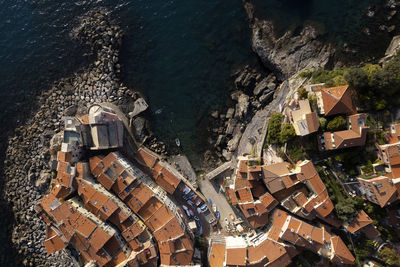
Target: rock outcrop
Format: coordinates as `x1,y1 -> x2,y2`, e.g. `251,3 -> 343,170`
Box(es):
243,1 -> 333,79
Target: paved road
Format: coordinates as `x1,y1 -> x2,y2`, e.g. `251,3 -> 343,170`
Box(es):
198,178 -> 236,231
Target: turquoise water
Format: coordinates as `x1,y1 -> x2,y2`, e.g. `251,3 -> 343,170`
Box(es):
0,0 -> 389,265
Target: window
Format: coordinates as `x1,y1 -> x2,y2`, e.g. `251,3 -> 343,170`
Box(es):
105,167 -> 114,178
94,200 -> 98,205
376,184 -> 383,188
247,208 -> 256,215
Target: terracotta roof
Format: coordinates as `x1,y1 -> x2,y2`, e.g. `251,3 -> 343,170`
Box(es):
57,151 -> 71,163
153,217 -> 184,242
358,176 -> 398,207
330,236 -> 355,265
305,112 -> 320,133
362,224 -> 381,240
154,167 -> 180,195
135,147 -> 158,169
209,243 -> 226,267
236,188 -> 254,203
145,204 -> 174,231
259,192 -> 278,211
320,85 -> 355,116
226,247 -> 246,266
238,160 -> 248,173
345,210 -> 373,234
43,228 -> 67,254
321,113 -> 368,150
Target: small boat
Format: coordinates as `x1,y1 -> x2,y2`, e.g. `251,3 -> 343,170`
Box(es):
155,108 -> 163,114
175,138 -> 181,147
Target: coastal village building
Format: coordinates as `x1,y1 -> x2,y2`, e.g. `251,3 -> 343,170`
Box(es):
227,157 -> 338,232
227,158 -> 279,228
37,106 -> 196,266
344,210 -> 380,240
261,160 -> 335,224
208,209 -> 355,266
306,84 -> 368,151
313,85 -> 356,116
358,123 -> 400,207
286,99 -> 319,136
319,113 -> 368,151
90,152 -> 194,266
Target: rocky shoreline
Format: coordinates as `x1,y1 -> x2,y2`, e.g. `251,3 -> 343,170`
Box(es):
2,8 -> 150,266
4,2 -> 400,266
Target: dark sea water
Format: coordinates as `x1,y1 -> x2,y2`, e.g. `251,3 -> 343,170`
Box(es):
0,0 -> 387,265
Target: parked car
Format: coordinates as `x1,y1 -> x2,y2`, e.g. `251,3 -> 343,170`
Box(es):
187,200 -> 194,207
195,199 -> 202,206
208,198 -> 213,206
182,186 -> 191,195
199,203 -> 207,210
188,209 -> 194,217
182,194 -> 190,201
193,216 -> 200,222
200,207 -> 208,214
192,195 -> 198,201
182,206 -> 190,217
197,207 -> 202,214
188,192 -> 195,199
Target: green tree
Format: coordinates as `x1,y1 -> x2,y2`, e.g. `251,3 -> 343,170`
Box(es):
327,116 -> 347,131
362,64 -> 381,80
335,198 -> 358,222
319,117 -> 327,130
378,247 -> 400,266
266,113 -> 283,144
361,160 -> 374,175
373,98 -> 387,111
344,67 -> 368,89
280,123 -> 296,144
297,87 -> 308,100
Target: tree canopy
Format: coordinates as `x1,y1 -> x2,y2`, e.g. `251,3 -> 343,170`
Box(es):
266,113 -> 283,144
326,116 -> 347,132
280,123 -> 296,144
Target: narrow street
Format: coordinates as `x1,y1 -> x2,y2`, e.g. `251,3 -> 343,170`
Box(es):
198,177 -> 237,232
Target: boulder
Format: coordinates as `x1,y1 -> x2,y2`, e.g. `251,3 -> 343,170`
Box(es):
129,98 -> 148,118
380,35 -> 400,64
235,93 -> 250,118
226,108 -> 235,119
131,117 -> 147,142
36,170 -> 51,192
225,119 -> 237,135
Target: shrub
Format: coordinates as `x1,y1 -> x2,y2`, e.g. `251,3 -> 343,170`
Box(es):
297,87 -> 308,99
266,113 -> 283,144
378,247 -> 400,266
335,198 -> 359,222
311,69 -> 346,86
280,123 -> 296,144
299,70 -> 313,79
344,67 -> 368,89
319,117 -> 327,130
361,160 -> 374,175
307,94 -> 318,112
327,116 -> 347,131
287,143 -> 307,162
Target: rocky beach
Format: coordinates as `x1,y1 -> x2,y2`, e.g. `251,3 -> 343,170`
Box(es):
2,9 -> 148,266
